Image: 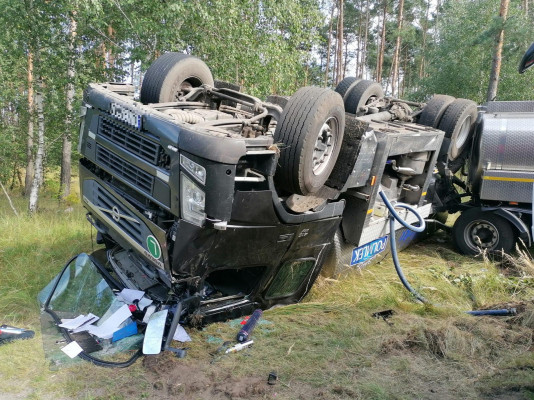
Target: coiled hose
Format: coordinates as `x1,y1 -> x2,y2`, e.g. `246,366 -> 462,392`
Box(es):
378,191 -> 519,316
378,191 -> 429,304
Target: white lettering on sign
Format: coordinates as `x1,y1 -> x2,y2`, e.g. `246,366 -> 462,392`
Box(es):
350,236 -> 389,265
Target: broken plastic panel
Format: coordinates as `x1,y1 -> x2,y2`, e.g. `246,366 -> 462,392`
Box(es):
38,254 -> 143,369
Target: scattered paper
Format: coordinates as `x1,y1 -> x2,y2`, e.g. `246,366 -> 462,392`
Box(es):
59,314 -> 99,330
85,304 -> 132,339
61,341 -> 83,358
116,289 -> 153,310
72,316 -> 101,333
117,289 -> 145,304
173,325 -> 192,342
138,297 -> 153,310
142,305 -> 157,323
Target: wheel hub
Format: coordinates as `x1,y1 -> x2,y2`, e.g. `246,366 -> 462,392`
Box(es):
466,219 -> 499,250
455,115 -> 472,150
313,117 -> 337,175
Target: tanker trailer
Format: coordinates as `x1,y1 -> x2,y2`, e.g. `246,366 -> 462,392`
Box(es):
446,43 -> 534,255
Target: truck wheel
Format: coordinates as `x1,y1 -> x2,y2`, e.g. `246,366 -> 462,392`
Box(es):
140,53 -> 214,104
274,87 -> 345,195
344,80 -> 384,116
335,77 -> 361,99
438,99 -> 477,160
452,208 -> 515,255
418,94 -> 455,128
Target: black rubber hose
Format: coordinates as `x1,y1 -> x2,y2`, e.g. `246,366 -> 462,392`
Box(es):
379,191 -> 426,233
378,192 -> 520,312
388,216 -> 428,304
44,254 -> 142,368
379,191 -> 429,304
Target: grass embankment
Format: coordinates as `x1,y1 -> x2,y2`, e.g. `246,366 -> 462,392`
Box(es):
1,185 -> 534,399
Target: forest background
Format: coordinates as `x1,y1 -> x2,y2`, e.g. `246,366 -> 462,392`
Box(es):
0,0 -> 533,212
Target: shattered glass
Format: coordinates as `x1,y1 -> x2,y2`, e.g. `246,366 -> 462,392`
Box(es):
265,259 -> 316,299
38,254 -> 143,369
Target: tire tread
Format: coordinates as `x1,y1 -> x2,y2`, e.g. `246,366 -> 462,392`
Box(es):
274,87 -> 344,194
419,94 -> 455,128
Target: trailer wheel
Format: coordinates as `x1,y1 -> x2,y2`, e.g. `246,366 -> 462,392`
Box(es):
418,94 -> 455,128
335,77 -> 361,99
344,80 -> 385,116
274,87 -> 345,195
140,53 -> 214,104
438,99 -> 478,160
452,208 -> 515,255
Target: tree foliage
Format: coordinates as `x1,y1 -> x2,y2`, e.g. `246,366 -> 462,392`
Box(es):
415,0 -> 534,102
0,0 -> 532,204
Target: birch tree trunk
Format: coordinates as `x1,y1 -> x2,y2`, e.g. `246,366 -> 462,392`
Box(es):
360,0 -> 370,78
24,51 -> 34,196
336,0 -> 344,84
355,0 -> 363,77
419,0 -> 430,80
60,11 -> 77,199
377,0 -> 387,83
28,81 -> 45,214
1,181 -> 19,217
390,0 -> 405,97
486,0 -> 510,102
325,3 -> 335,86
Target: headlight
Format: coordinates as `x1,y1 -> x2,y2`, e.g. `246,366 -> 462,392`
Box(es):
181,173 -> 206,226
180,154 -> 206,184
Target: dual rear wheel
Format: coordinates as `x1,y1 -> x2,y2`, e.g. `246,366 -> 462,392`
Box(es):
418,94 -> 478,163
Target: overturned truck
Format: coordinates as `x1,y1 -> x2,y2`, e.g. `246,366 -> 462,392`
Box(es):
40,49 -> 534,362
76,54 -> 448,324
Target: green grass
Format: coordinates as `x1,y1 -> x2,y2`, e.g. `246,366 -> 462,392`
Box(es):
1,186 -> 534,399
0,190 -> 94,326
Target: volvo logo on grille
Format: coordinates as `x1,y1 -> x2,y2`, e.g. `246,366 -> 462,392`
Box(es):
112,206 -> 121,222
95,204 -> 140,224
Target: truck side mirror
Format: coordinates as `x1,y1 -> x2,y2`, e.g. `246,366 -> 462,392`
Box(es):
519,42 -> 534,73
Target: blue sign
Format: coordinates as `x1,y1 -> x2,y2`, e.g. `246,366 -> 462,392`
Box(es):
399,229 -> 416,243
351,236 -> 389,266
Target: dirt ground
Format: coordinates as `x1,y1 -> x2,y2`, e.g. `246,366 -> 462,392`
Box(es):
96,300 -> 534,400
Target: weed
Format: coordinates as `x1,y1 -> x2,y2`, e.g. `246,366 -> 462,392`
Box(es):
1,187 -> 534,399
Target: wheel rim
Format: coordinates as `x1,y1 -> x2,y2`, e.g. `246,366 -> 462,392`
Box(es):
455,115 -> 472,150
312,117 -> 338,175
464,219 -> 499,252
356,95 -> 378,116
173,77 -> 203,100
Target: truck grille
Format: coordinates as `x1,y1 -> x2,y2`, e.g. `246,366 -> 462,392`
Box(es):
94,184 -> 143,246
96,145 -> 154,194
99,116 -> 160,165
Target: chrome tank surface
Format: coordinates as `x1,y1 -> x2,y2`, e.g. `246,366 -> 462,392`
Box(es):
471,101 -> 534,203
